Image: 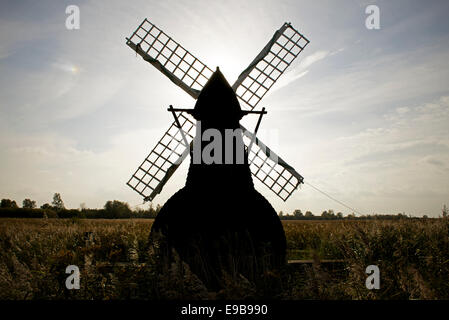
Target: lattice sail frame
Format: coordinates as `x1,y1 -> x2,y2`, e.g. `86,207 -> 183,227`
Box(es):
241,127 -> 304,201
127,113 -> 195,201
126,19 -> 212,99
233,23 -> 310,111
125,20 -> 309,202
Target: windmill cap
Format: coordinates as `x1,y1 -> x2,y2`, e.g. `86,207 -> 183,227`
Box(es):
192,68 -> 242,123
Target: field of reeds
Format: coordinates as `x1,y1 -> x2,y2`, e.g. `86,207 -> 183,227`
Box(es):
0,218 -> 448,300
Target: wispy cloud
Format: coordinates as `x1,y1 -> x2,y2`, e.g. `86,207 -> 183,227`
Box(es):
298,50 -> 330,69
271,48 -> 345,93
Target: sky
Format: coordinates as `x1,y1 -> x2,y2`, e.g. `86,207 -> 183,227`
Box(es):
1,0 -> 449,217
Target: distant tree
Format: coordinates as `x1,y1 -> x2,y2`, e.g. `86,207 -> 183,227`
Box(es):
319,209 -> 337,219
104,200 -> 132,218
52,193 -> 65,210
397,212 -> 407,219
293,209 -> 303,218
133,206 -> 144,218
22,198 -> 37,209
305,211 -> 313,218
142,203 -> 157,218
40,203 -> 52,210
1,199 -> 18,208
443,205 -> 448,218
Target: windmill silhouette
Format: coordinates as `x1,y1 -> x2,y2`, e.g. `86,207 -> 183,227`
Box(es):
125,19 -> 309,289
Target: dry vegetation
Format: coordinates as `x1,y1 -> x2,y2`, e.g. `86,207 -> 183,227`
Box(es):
0,218 -> 448,300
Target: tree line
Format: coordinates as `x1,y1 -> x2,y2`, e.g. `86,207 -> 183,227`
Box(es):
0,193 -> 160,219
1,194 -> 445,219
278,208 -> 440,220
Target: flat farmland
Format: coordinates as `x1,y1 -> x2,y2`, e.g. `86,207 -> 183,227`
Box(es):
1,218 -> 448,299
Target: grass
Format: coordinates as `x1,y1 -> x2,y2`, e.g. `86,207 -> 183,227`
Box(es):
0,218 -> 448,299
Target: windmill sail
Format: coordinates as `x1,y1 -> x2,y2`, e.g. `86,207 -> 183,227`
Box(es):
127,113 -> 195,201
241,125 -> 304,201
232,23 -> 310,111
126,18 -> 213,99
125,19 -> 309,202
125,18 -> 215,200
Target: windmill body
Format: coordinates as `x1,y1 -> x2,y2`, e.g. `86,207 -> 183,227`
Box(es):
150,69 -> 286,287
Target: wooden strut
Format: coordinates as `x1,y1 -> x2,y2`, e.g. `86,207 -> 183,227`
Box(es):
167,104 -> 267,161
247,107 -> 266,154
168,105 -> 190,148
